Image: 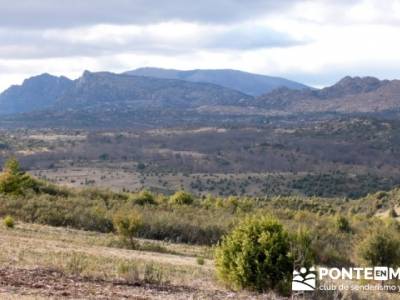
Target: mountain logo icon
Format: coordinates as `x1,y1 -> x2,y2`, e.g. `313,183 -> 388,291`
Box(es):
292,267 -> 316,291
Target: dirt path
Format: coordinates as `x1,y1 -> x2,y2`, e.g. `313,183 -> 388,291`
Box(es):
0,267 -> 270,300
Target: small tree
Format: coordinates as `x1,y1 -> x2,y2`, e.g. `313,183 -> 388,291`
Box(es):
169,191 -> 193,205
0,158 -> 37,195
357,228 -> 400,267
215,215 -> 293,294
5,158 -> 20,175
113,210 -> 143,249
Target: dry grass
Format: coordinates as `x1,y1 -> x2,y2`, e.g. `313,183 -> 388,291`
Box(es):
0,220 -> 399,299
0,221 -> 212,258
30,166 -> 296,196
0,219 -> 278,299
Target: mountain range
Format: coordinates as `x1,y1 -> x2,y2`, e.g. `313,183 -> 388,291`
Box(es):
124,67 -> 308,96
0,74 -> 72,115
255,76 -> 400,114
0,68 -> 399,128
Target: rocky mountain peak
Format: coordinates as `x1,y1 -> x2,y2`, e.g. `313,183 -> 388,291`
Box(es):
332,76 -> 387,95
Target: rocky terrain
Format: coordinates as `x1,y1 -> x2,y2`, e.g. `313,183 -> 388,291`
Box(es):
256,76 -> 400,115
1,69 -> 400,129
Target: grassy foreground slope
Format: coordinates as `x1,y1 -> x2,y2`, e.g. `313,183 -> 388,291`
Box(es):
1,159 -> 400,298
0,220 -> 261,299
0,217 -> 399,299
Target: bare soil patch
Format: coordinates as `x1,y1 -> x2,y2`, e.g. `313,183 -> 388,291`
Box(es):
0,267 -> 269,299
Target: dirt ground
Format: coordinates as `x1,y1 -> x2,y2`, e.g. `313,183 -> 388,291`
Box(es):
0,221 -> 279,300
0,267 -> 203,299
0,267 -> 281,300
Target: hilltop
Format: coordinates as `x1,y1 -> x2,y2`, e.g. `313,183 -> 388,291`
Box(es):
256,76 -> 400,115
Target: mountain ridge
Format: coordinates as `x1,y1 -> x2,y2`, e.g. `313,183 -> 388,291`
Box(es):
256,76 -> 400,114
0,70 -> 253,116
0,73 -> 73,115
124,67 -> 309,96
1,71 -> 400,128
57,70 -> 252,109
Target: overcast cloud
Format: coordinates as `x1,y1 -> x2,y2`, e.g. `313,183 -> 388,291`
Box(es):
0,0 -> 400,91
0,0 -> 295,27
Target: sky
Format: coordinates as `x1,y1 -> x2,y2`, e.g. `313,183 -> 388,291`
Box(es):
1,0 -> 400,92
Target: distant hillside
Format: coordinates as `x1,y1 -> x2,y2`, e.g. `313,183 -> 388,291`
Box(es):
0,71 -> 252,117
0,70 -> 257,127
57,71 -> 252,110
256,76 -> 400,114
124,67 -> 309,96
0,74 -> 72,115
2,71 -> 400,128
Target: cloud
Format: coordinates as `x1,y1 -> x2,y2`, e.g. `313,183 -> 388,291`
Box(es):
0,0 -> 296,28
206,25 -> 307,49
0,0 -> 400,92
0,22 -> 306,60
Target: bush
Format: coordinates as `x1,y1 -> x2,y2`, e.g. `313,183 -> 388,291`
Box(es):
135,206 -> 228,245
289,228 -> 315,269
117,261 -> 140,283
132,190 -> 156,205
196,257 -> 205,265
113,210 -> 143,249
3,215 -> 15,228
357,227 -> 400,267
137,162 -> 146,170
169,191 -> 193,205
215,215 -> 293,294
66,252 -> 88,275
336,216 -> 351,233
144,263 -> 164,284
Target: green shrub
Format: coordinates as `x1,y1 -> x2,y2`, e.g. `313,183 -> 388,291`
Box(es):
66,252 -> 88,275
138,241 -> 169,253
289,228 -> 315,269
357,227 -> 400,267
169,191 -> 193,205
132,190 -> 156,205
376,191 -> 389,200
307,218 -> 352,267
136,206 -> 227,245
3,215 -> 15,228
144,263 -> 164,284
215,215 -> 293,294
113,210 -> 143,249
196,257 -> 205,265
80,206 -> 114,232
117,261 -> 140,283
336,216 -> 351,233
137,162 -> 146,170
